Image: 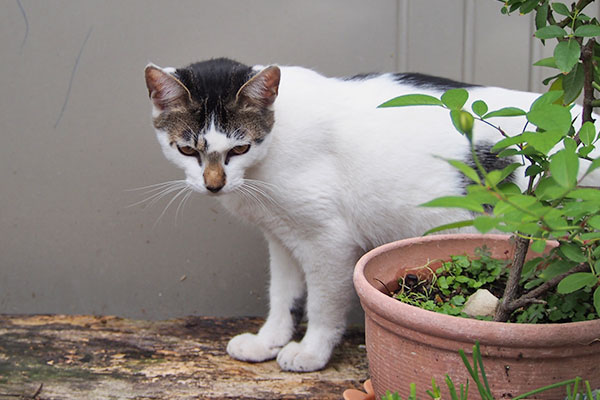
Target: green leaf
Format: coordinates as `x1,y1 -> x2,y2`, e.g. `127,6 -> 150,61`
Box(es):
577,13 -> 592,22
562,63 -> 585,104
578,121 -> 597,146
520,0 -> 540,14
564,137 -> 577,153
378,94 -> 442,108
497,148 -> 521,158
536,176 -> 571,200
509,194 -> 538,209
441,88 -> 469,110
473,216 -> 497,233
509,2 -> 521,13
585,158 -> 600,175
491,133 -> 526,152
554,39 -> 581,73
421,196 -> 484,213
587,215 -> 600,229
539,259 -> 574,280
559,243 -> 588,263
482,107 -> 526,119
498,163 -> 521,182
530,90 -> 564,110
525,164 -> 544,177
493,200 -> 514,216
581,232 -> 600,240
557,272 -> 598,294
523,130 -> 565,154
574,25 -> 600,37
423,220 -> 474,236
466,185 -> 499,205
542,73 -> 563,85
550,149 -> 579,188
497,182 -> 522,195
594,286 -> 600,316
535,25 -> 568,39
551,2 -> 570,16
471,100 -> 488,117
533,56 -> 558,69
578,144 -> 595,158
448,159 -> 480,184
527,104 -> 572,134
535,1 -> 549,30
566,188 -> 600,201
530,239 -> 547,253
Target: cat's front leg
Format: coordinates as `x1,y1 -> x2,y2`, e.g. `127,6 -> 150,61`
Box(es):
227,235 -> 305,362
276,245 -> 359,372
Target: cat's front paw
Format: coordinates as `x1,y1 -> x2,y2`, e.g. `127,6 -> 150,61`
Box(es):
226,333 -> 281,362
276,341 -> 329,372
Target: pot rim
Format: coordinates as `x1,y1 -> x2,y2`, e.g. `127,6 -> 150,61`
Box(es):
354,233 -> 600,347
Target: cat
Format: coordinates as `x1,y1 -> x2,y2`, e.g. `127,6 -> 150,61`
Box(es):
143,58 -> 592,372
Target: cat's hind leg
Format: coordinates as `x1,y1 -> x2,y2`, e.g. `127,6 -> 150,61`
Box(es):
227,235 -> 305,362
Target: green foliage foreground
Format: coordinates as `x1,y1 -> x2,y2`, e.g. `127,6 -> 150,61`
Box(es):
380,0 -> 600,321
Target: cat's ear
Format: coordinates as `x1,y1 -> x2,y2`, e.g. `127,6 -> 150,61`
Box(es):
236,65 -> 280,108
144,63 -> 192,112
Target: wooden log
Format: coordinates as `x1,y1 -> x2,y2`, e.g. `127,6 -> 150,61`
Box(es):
0,315 -> 368,399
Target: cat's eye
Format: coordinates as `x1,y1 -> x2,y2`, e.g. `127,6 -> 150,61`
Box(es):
177,145 -> 198,157
229,144 -> 251,156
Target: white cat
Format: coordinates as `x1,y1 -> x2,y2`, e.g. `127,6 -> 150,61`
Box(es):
144,58 -> 593,372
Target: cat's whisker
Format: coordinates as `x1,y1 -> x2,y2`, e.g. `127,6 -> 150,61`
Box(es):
153,185 -> 191,228
243,181 -> 282,209
243,186 -> 275,212
237,184 -> 271,216
243,181 -> 301,224
243,178 -> 280,191
242,181 -> 290,222
126,180 -> 186,192
175,187 -> 194,223
147,183 -> 188,209
236,185 -> 263,213
127,182 -> 187,208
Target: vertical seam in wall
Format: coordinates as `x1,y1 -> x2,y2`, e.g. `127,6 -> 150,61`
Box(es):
462,0 -> 475,83
396,0 -> 409,72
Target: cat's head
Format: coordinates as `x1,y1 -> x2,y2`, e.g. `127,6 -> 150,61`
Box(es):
144,58 -> 280,195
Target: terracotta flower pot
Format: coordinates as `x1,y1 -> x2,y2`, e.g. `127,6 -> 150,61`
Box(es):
353,234 -> 600,399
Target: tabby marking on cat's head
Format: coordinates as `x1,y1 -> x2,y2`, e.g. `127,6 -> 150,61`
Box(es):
144,58 -> 280,194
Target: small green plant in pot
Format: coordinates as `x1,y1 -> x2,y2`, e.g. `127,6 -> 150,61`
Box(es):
379,0 -> 600,324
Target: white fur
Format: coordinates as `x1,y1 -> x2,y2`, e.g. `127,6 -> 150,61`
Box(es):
152,65 -> 599,371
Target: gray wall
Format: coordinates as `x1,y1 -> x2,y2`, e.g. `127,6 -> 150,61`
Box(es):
1,1 -> 595,321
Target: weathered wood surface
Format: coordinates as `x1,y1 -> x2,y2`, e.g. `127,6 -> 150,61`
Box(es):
0,315 -> 368,400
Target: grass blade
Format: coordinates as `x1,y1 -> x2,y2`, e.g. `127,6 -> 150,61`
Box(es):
513,378 -> 579,400
445,375 -> 459,400
473,342 -> 492,396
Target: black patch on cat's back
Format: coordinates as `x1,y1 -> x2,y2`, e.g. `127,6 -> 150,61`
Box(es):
175,58 -> 254,129
342,73 -> 381,81
342,71 -> 479,91
394,73 -> 479,91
